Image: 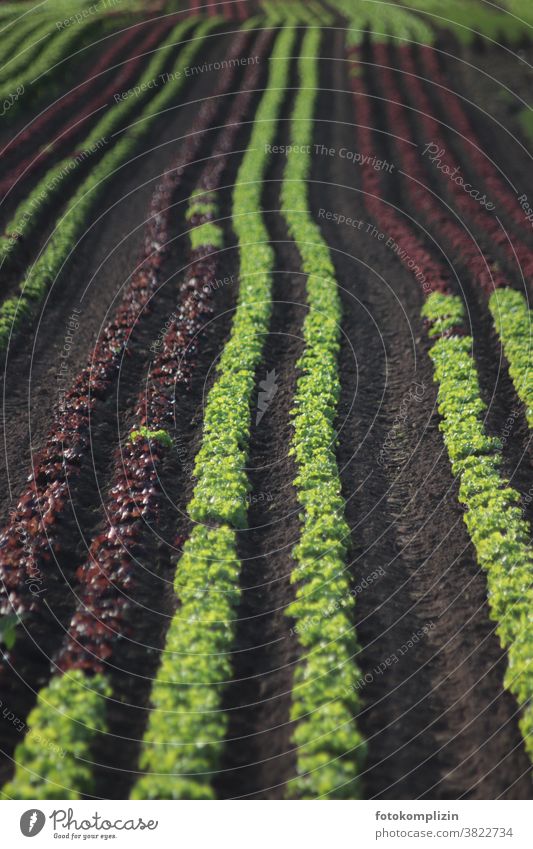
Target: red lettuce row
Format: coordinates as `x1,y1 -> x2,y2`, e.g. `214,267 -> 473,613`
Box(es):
1,29 -> 271,800
0,18 -> 174,196
348,50 -> 533,765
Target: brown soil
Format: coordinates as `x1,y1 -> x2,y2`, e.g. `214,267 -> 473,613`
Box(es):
214,39 -> 305,799
0,28 -> 252,784
309,27 -> 531,799
0,30 -> 235,524
1,22 -> 531,802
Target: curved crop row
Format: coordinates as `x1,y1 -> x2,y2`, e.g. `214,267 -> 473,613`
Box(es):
0,16 -> 197,269
488,288 -> 533,429
0,13 -> 54,70
349,55 -> 533,764
422,293 -> 533,763
1,21 -> 138,154
337,0 -> 434,47
394,46 -> 533,288
1,197 -> 223,801
0,14 -> 108,115
1,30 -> 270,799
418,46 -> 533,238
0,23 -> 251,672
0,20 -> 170,194
0,16 -> 60,83
279,27 -> 365,800
370,43 -> 532,431
401,0 -> 529,46
0,16 -> 215,352
350,50 -> 450,297
132,25 -> 296,801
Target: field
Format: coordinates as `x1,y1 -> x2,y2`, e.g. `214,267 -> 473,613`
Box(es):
0,0 -> 531,801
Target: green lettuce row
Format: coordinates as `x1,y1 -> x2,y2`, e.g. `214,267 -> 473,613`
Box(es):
0,17 -> 215,353
0,14 -> 55,70
0,178 -> 227,801
0,16 -> 198,268
488,288 -> 533,429
131,26 -> 297,800
402,0 -> 529,45
0,0 -> 110,19
422,291 -> 533,762
280,27 -> 365,800
335,0 -> 434,46
2,671 -> 110,800
130,426 -> 173,448
189,221 -> 223,251
0,16 -> 66,83
261,0 -> 331,24
0,13 -> 104,105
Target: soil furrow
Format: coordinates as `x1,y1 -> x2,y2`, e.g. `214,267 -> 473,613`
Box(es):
214,38 -> 305,800
88,35 -> 275,800
0,30 -> 236,523
384,43 -> 533,524
0,19 -> 175,204
0,30 -> 258,783
311,29 -> 531,799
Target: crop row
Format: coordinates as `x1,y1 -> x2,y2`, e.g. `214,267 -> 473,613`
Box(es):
422,293 -> 533,764
279,27 -> 366,799
0,16 -> 214,352
2,199 -> 222,800
0,23 -> 251,679
418,46 -> 532,237
349,54 -> 450,298
0,20 -> 172,195
415,45 -> 533,430
0,15 -> 62,83
370,43 -> 532,433
0,13 -> 55,70
0,15 -> 196,268
0,13 -> 111,118
132,25 -> 296,800
395,46 -> 533,289
1,27 -> 271,800
400,0 -> 531,45
337,0 -> 434,46
349,52 -> 533,765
